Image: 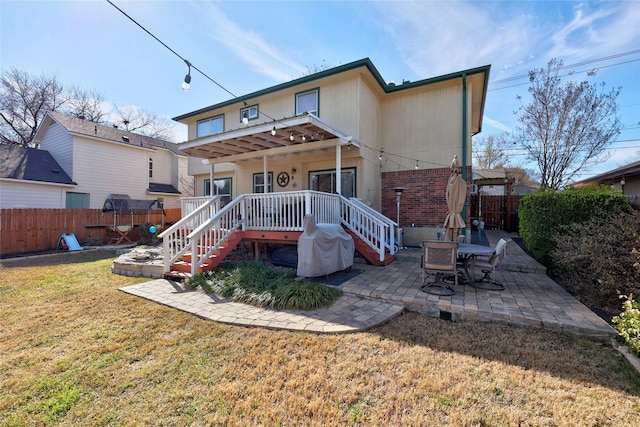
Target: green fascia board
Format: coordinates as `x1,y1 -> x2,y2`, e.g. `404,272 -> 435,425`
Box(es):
172,58 -> 491,122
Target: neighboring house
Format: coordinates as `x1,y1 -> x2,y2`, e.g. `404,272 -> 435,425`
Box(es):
28,111 -> 188,209
173,58 -> 490,229
0,143 -> 76,208
574,159 -> 640,208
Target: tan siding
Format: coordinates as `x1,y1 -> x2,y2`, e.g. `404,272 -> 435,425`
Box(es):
358,79 -> 383,209
381,81 -> 463,172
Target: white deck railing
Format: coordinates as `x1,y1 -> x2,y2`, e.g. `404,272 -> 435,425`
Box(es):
180,196 -> 211,216
164,190 -> 394,275
158,196 -> 220,272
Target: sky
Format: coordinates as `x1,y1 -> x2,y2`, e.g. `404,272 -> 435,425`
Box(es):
1,0 -> 639,181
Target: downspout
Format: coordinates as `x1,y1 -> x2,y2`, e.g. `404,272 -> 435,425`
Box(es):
461,72 -> 467,180
461,72 -> 468,227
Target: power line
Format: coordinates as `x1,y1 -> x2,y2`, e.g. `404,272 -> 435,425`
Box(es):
106,0 -> 239,99
489,49 -> 640,85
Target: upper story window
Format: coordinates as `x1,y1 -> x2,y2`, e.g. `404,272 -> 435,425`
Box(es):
240,105 -> 258,123
197,115 -> 224,137
148,158 -> 153,178
295,89 -> 319,116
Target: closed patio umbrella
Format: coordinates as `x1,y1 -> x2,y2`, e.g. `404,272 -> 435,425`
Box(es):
443,156 -> 467,241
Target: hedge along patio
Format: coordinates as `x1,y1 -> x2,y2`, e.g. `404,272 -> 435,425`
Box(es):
0,208 -> 181,256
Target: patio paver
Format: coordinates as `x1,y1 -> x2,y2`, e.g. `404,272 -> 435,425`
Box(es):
119,231 -> 616,339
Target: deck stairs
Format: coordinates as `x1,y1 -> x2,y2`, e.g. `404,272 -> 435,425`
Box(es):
159,191 -> 398,279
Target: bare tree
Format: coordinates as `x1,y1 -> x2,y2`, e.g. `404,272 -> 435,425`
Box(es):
178,173 -> 195,197
472,134 -> 509,169
504,167 -> 537,187
67,86 -> 106,123
514,58 -> 622,190
1,67 -> 175,146
112,105 -> 175,141
0,67 -> 68,146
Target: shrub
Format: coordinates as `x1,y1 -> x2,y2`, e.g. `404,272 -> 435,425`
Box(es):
551,207 -> 640,311
519,185 -> 629,266
185,262 -> 342,310
612,294 -> 640,357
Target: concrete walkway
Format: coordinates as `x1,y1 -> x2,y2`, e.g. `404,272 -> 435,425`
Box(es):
119,231 -> 615,339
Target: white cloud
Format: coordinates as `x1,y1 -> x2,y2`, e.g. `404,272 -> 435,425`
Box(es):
188,2 -> 306,82
547,3 -> 640,63
483,116 -> 512,133
371,1 -> 542,79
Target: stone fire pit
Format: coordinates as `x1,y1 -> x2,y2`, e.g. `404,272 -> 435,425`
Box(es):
111,246 -> 165,279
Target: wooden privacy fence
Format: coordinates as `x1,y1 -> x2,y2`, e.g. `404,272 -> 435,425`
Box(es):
0,208 -> 181,256
469,195 -> 523,232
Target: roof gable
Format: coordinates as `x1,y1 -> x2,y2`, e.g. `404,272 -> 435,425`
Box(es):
173,58 -> 491,123
0,143 -> 75,184
34,112 -> 184,156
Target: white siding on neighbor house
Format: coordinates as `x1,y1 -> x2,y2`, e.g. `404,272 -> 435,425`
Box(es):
0,180 -> 68,208
38,122 -> 74,178
149,149 -> 174,185
73,137 -> 150,209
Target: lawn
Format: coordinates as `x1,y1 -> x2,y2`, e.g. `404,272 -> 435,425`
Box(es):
1,250 -> 640,426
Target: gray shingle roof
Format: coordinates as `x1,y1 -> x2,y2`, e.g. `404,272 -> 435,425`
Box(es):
49,111 -> 184,156
148,183 -> 181,194
0,143 -> 75,185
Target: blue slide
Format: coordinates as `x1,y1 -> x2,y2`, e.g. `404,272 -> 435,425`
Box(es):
58,233 -> 84,251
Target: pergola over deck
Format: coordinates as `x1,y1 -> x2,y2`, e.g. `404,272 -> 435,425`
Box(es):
178,112 -> 359,194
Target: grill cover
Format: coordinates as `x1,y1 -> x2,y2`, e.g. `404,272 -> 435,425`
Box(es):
297,214 -> 354,277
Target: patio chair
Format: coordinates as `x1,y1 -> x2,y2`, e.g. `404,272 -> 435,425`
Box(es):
420,240 -> 458,296
466,238 -> 511,290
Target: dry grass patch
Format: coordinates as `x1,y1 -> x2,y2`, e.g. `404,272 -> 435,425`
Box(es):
1,250 -> 640,426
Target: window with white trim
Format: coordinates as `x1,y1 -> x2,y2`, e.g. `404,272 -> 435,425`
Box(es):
197,115 -> 224,137
309,168 -> 356,198
240,105 -> 258,123
204,177 -> 232,204
295,89 -> 319,115
253,172 -> 273,193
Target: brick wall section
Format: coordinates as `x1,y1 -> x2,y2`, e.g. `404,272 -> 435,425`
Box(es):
382,167 -> 471,228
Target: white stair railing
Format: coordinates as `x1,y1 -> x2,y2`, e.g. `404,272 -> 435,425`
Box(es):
339,196 -> 394,262
186,198 -> 243,277
158,196 -> 220,273
347,197 -> 397,255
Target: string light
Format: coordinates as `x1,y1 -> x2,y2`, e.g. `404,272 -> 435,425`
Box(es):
181,59 -> 191,91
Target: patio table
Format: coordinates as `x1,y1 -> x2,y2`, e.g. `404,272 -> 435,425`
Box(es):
457,243 -> 495,287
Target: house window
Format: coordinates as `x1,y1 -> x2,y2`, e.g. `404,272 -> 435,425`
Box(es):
148,158 -> 153,178
197,115 -> 224,137
295,88 -> 319,115
240,105 -> 258,123
253,172 -> 273,193
309,168 -> 356,198
65,192 -> 89,209
204,177 -> 233,204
